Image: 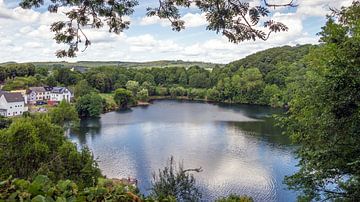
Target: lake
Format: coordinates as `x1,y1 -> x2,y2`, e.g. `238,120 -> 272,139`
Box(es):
69,100 -> 298,201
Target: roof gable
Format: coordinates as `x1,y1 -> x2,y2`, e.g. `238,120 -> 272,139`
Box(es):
0,92 -> 24,103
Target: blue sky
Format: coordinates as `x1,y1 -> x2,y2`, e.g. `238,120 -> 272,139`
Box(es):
0,0 -> 353,64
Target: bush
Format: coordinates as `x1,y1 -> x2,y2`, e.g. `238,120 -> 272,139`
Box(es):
76,93 -> 103,118
137,88 -> 149,102
0,116 -> 101,187
169,86 -> 187,97
155,86 -> 169,96
188,88 -> 207,100
114,88 -> 133,109
0,175 -> 140,201
151,156 -> 202,201
2,76 -> 41,91
216,194 -> 254,202
206,88 -> 221,101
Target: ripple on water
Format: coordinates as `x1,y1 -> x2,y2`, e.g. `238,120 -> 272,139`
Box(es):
70,100 -> 298,201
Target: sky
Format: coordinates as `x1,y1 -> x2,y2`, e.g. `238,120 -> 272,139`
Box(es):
0,0 -> 353,64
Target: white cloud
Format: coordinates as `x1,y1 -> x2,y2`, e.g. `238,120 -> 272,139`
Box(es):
295,0 -> 353,17
140,12 -> 207,28
182,13 -> 207,28
0,0 -> 349,63
24,42 -> 43,48
139,16 -> 169,26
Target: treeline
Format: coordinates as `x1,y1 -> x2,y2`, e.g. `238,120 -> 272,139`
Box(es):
0,63 -> 36,82
1,44 -> 311,108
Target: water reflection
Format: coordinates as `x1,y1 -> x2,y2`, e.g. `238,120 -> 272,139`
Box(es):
69,100 -> 297,201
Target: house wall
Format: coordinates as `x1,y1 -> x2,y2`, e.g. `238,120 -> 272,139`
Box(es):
50,91 -> 72,102
0,96 -> 27,117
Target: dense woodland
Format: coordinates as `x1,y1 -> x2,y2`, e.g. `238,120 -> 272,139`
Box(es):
0,43 -> 313,111
1,1 -> 360,201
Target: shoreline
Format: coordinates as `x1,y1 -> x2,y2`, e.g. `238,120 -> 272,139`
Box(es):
105,96 -> 278,113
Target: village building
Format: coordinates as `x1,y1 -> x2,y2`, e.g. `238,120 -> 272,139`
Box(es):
50,87 -> 72,102
10,89 -> 28,104
27,86 -> 72,104
0,92 -> 28,117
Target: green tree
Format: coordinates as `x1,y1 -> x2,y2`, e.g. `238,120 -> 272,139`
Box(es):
261,84 -> 283,107
0,116 -> 101,187
35,66 -> 49,77
76,94 -> 103,118
0,116 -> 12,129
114,88 -> 133,109
141,81 -> 156,96
150,156 -> 202,201
137,88 -> 149,102
282,2 -> 360,200
126,80 -> 139,96
54,68 -> 82,86
189,73 -> 211,88
74,80 -> 97,98
206,88 -> 220,102
0,67 -> 7,82
49,101 -> 79,127
45,75 -> 58,87
155,86 -> 169,96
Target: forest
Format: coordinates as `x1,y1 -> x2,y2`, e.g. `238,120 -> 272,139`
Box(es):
0,44 -> 313,112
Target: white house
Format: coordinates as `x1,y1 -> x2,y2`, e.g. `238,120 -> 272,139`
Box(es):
0,92 -> 28,117
27,87 -> 72,103
28,87 -> 51,103
50,87 -> 72,102
10,90 -> 28,104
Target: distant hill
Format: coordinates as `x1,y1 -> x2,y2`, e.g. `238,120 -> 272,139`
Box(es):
227,44 -> 316,74
11,60 -> 224,70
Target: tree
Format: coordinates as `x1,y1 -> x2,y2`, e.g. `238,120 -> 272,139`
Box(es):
282,2 -> 360,200
189,73 -> 211,88
141,81 -> 156,96
114,88 -> 133,109
35,67 -> 49,77
0,116 -> 12,129
0,67 -> 7,82
261,84 -> 283,107
45,75 -> 58,87
74,80 -> 97,98
126,80 -> 140,96
137,88 -> 149,102
54,68 -> 82,86
76,94 -> 103,118
0,116 -> 101,187
150,156 -> 202,201
206,88 -> 220,102
49,101 -> 79,127
155,86 -> 168,96
19,0 -> 293,57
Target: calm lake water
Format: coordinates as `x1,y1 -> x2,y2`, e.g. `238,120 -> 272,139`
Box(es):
69,100 -> 298,201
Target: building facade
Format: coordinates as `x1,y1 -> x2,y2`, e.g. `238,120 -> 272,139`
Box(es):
0,92 -> 27,117
27,87 -> 72,104
50,87 -> 72,102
